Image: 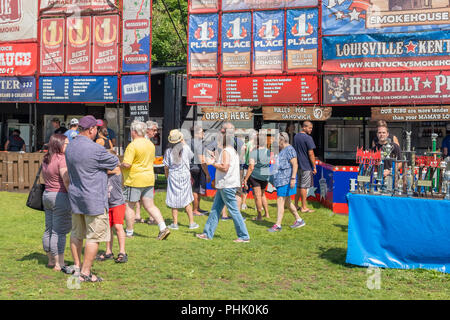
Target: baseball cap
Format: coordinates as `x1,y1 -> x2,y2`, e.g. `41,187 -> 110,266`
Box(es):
70,118 -> 79,125
96,119 -> 104,127
79,115 -> 100,129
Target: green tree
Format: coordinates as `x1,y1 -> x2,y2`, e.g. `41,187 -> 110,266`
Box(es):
152,0 -> 188,65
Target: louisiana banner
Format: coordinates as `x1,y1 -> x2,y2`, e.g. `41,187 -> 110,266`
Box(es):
65,16 -> 91,73
323,72 -> 450,105
122,0 -> 151,73
0,43 -> 37,76
322,30 -> 450,72
322,0 -> 450,35
40,18 -> 65,74
253,10 -> 284,74
93,15 -> 119,73
0,0 -> 37,42
221,12 -> 252,74
189,13 -> 219,75
286,8 -> 318,72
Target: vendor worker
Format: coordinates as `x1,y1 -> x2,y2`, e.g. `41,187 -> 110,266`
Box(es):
4,129 -> 26,152
372,124 -> 401,177
372,120 -> 399,148
442,124 -> 450,158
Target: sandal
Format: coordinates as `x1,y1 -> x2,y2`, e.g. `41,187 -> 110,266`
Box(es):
146,219 -> 157,225
196,233 -> 210,240
79,273 -> 103,283
115,253 -> 128,263
135,218 -> 145,223
95,252 -> 114,261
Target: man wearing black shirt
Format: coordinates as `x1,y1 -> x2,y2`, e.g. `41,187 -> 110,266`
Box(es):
372,124 -> 401,177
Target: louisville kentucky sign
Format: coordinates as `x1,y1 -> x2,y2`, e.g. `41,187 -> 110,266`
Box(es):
322,30 -> 450,72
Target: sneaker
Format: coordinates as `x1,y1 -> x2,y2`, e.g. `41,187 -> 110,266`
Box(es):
125,230 -> 134,238
233,238 -> 250,243
168,223 -> 179,230
221,216 -> 232,221
241,204 -> 247,210
157,228 -> 171,240
290,219 -> 306,229
61,265 -> 80,275
198,209 -> 209,214
267,224 -> 282,232
188,223 -> 199,230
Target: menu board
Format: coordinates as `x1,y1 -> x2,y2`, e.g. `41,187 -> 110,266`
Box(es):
39,76 -> 118,102
221,75 -> 318,105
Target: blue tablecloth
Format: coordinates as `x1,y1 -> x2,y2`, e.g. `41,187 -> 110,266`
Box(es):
346,193 -> 450,274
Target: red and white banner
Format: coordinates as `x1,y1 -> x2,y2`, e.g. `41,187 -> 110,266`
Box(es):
221,75 -> 318,106
40,0 -> 115,14
40,18 -> 65,74
0,42 -> 37,75
92,15 -> 118,73
188,78 -> 219,104
323,72 -> 450,106
66,16 -> 91,73
0,0 -> 37,42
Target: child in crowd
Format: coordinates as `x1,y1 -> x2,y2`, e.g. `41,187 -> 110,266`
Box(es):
96,151 -> 128,263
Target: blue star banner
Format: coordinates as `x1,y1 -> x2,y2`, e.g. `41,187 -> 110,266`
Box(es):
322,30 -> 450,72
322,0 -> 450,35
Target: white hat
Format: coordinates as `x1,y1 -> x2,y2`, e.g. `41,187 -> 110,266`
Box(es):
70,118 -> 79,125
168,129 -> 183,144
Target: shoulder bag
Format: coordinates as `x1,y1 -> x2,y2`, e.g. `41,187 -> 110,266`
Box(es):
26,164 -> 45,211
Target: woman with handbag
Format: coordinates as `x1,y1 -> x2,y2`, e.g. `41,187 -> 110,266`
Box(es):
41,134 -> 71,272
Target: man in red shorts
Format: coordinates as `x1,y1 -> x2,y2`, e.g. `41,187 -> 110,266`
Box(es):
96,154 -> 128,263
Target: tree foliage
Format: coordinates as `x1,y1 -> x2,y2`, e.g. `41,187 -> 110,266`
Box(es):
152,0 -> 188,65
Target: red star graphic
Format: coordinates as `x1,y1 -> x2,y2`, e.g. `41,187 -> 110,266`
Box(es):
130,40 -> 141,53
405,41 -> 417,53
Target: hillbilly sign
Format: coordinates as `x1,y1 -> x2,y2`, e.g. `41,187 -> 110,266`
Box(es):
371,106 -> 450,121
201,107 -> 253,121
323,72 -> 450,105
262,106 -> 332,121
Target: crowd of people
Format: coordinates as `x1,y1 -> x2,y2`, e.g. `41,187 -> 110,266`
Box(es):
40,116 -> 319,282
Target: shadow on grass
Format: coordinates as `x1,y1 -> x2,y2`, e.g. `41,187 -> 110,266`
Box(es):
132,232 -> 150,238
319,247 -> 348,266
17,252 -> 48,266
333,224 -> 348,233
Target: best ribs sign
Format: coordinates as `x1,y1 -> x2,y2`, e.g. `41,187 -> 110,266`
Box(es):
323,72 -> 450,105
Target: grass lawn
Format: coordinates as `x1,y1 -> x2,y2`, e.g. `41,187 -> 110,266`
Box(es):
0,191 -> 448,300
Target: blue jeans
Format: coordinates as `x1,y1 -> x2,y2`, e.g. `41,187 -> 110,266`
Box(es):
203,188 -> 250,240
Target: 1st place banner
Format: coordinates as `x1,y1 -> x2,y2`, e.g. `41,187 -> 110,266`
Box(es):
322,31 -> 450,72
189,14 -> 219,75
221,12 -> 252,74
323,72 -> 450,106
286,8 -> 318,72
253,11 -> 284,74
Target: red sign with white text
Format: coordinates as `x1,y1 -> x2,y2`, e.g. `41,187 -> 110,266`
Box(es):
221,75 -> 318,105
66,16 -> 91,73
188,78 -> 219,104
0,43 -> 37,76
323,72 -> 450,105
40,18 -> 65,74
92,15 -> 119,73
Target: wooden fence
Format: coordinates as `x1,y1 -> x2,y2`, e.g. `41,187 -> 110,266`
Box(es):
0,152 -> 45,192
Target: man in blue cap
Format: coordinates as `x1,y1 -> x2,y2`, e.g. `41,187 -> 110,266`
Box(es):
65,115 -> 119,282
